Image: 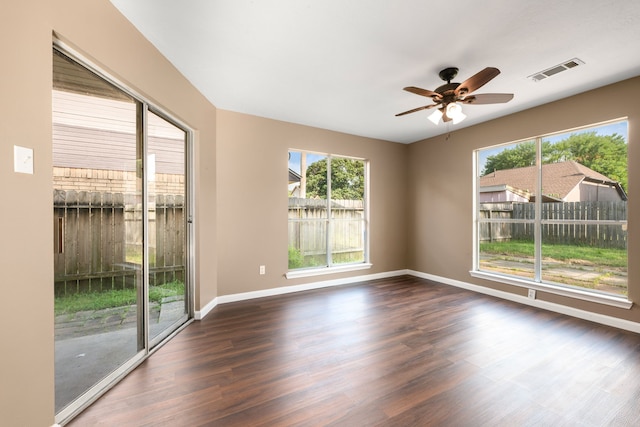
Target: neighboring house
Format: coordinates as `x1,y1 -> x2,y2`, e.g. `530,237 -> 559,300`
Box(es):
479,160 -> 627,203
52,89 -> 185,195
288,168 -> 301,197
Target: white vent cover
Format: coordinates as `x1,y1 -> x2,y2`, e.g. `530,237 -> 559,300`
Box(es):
528,58 -> 584,82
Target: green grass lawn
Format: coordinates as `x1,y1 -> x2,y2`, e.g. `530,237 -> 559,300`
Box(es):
480,240 -> 628,296
55,281 -> 185,316
480,240 -> 627,268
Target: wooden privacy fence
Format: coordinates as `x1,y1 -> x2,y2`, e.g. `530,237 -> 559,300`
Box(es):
288,198 -> 364,260
480,201 -> 627,248
54,189 -> 185,296
149,193 -> 185,286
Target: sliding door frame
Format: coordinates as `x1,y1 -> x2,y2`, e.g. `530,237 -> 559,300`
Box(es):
53,39 -> 195,425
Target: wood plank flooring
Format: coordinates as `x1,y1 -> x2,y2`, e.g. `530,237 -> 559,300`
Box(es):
68,276 -> 640,426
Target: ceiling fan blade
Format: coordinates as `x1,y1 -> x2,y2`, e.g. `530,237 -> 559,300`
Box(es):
403,86 -> 443,100
455,67 -> 500,96
461,93 -> 514,104
395,104 -> 437,116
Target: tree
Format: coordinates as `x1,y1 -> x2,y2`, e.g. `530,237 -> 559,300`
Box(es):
482,141 -> 536,175
481,132 -> 628,192
306,157 -> 364,200
551,132 -> 627,191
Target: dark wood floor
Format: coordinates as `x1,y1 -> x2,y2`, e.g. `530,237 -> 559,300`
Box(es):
69,276 -> 640,426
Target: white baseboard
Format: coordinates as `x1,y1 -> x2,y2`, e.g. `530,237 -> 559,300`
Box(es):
195,269 -> 409,319
194,268 -> 640,334
194,296 -> 218,320
408,269 -> 640,334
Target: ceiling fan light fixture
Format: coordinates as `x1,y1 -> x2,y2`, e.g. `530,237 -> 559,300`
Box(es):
446,102 -> 466,124
452,111 -> 466,124
428,108 -> 443,125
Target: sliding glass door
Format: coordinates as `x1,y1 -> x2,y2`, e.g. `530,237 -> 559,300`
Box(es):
53,47 -> 191,421
147,110 -> 189,345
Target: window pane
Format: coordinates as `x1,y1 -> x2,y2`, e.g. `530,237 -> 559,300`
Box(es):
540,122 -> 628,296
147,110 -> 188,343
541,123 -> 628,200
287,218 -> 328,268
478,222 -> 535,280
288,151 -> 329,269
478,139 -> 537,203
541,224 -> 628,297
288,152 -> 329,217
329,157 -> 365,203
478,137 -> 535,280
288,151 -> 329,203
330,157 -> 365,265
331,217 -> 365,265
53,49 -> 141,413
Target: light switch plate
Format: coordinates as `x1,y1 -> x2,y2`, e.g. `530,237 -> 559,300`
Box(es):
14,145 -> 34,174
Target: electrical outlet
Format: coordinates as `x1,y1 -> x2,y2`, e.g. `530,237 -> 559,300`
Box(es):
527,289 -> 536,299
259,265 -> 266,275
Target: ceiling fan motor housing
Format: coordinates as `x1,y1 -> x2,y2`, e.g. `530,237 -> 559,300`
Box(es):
436,68 -> 464,99
438,67 -> 459,83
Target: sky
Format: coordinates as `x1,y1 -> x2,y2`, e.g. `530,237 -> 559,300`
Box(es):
288,151 -> 327,174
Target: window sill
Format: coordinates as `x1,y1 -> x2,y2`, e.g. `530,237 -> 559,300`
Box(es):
286,263 -> 373,279
469,270 -> 633,309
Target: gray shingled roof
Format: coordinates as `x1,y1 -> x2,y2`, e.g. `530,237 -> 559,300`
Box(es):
479,160 -> 622,200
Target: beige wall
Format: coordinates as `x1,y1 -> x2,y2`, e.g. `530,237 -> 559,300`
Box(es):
407,76 -> 640,322
1,1 -> 217,425
216,111 -> 408,296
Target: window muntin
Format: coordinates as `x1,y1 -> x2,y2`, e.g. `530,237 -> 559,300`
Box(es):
288,151 -> 367,270
476,120 -> 628,299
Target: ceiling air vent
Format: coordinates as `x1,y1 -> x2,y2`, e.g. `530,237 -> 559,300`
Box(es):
528,58 -> 584,82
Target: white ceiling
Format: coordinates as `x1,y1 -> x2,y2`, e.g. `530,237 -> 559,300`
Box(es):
110,0 -> 640,144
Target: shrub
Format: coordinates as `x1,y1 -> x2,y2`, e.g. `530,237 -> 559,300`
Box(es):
288,246 -> 305,269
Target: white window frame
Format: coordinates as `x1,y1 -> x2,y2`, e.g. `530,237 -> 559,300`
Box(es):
286,151 -> 371,279
471,120 -> 631,309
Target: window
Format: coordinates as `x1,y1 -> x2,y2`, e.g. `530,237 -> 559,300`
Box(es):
287,151 -> 369,276
474,120 -> 629,306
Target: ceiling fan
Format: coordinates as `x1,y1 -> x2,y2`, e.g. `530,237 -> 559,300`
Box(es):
396,67 -> 513,125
